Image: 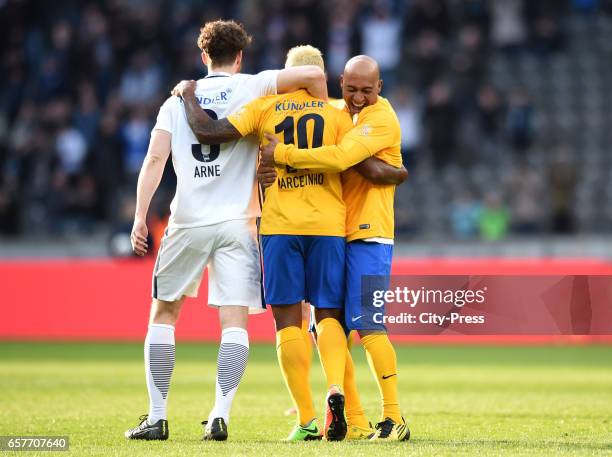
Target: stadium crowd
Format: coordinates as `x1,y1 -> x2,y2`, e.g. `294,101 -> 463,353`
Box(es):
1,0 -> 611,241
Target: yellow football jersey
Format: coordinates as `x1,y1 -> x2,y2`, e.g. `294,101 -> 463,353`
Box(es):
273,96 -> 402,242
228,89 -> 353,236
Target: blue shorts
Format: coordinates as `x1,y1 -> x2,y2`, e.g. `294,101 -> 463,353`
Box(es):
261,235 -> 345,308
345,240 -> 393,331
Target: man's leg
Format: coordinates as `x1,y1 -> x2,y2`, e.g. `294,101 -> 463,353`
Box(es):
273,303 -> 317,428
203,218 -> 261,440
307,236 -> 348,441
206,306 -> 249,430
359,330 -> 400,423
126,297 -> 184,440
314,308 -> 347,391
343,347 -> 372,437
262,234 -> 320,440
145,298 -> 184,423
345,240 -> 408,441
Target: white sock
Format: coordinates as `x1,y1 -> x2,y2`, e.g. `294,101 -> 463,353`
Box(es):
145,323 -> 175,423
207,327 -> 249,424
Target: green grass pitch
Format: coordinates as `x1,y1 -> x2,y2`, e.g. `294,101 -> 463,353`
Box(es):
1,342 -> 611,456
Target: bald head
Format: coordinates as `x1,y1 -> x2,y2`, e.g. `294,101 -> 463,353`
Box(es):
340,55 -> 382,116
344,55 -> 380,80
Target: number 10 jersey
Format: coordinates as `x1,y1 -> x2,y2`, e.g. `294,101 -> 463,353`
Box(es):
228,89 -> 354,237
153,70 -> 279,228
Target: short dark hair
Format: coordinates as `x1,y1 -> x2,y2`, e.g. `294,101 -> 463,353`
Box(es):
197,20 -> 252,66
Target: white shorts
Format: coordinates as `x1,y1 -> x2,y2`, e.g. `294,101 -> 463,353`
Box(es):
152,218 -> 265,314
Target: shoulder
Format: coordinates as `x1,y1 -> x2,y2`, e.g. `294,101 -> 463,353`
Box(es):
160,95 -> 181,110
325,104 -> 352,127
362,97 -> 399,127
238,70 -> 279,86
156,96 -> 181,120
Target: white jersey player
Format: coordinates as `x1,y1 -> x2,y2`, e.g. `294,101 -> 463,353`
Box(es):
125,20 -> 328,442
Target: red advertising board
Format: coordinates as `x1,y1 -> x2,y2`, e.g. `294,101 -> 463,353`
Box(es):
1,258 -> 611,343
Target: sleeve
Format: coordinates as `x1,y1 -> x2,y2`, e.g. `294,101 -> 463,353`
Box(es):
274,111 -> 396,172
250,70 -> 280,96
152,97 -> 175,134
227,99 -> 262,137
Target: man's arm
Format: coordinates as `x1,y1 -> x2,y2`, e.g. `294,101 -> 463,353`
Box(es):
262,109 -> 396,171
261,130 -> 375,171
131,130 -> 171,256
276,65 -> 327,100
173,80 -> 242,145
352,158 -> 408,185
257,161 -> 277,189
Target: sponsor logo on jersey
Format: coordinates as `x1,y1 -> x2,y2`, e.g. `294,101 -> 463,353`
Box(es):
275,100 -> 325,112
196,92 -> 230,106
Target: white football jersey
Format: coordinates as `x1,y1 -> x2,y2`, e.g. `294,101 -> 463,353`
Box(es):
153,70 -> 279,228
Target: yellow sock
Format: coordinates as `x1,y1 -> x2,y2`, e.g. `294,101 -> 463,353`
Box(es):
315,317 -> 347,389
301,317 -> 313,373
343,348 -> 370,429
361,334 -> 401,423
276,326 -> 316,426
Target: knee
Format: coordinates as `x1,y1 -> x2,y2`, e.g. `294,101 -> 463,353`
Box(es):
315,308 -> 342,323
150,299 -> 182,325
272,303 -> 302,331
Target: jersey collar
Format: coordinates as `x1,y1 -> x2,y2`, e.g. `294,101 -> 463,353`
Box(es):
205,72 -> 232,78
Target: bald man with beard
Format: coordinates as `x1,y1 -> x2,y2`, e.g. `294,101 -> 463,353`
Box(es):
262,55 -> 410,442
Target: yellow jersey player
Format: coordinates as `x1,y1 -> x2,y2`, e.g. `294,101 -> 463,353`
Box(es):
261,55 -> 411,442
174,46 -> 356,442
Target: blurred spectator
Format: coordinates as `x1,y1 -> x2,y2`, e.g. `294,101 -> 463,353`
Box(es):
326,1 -> 359,87
120,108 -> 151,182
405,0 -> 450,39
461,0 -> 491,35
506,88 -> 535,155
411,30 -> 445,91
108,194 -> 141,257
479,192 -> 510,241
424,81 -> 458,170
119,52 -> 163,106
55,123 -> 88,177
506,162 -> 545,234
449,190 -> 481,239
0,169 -> 19,235
451,25 -> 487,106
549,149 -> 578,233
491,0 -> 527,57
477,85 -> 504,138
476,84 -> 504,163
360,0 -> 402,89
392,85 -> 422,168
74,83 -> 101,148
526,0 -> 569,56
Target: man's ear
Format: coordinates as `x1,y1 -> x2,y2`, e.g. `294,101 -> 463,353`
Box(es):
201,51 -> 209,67
377,79 -> 383,94
235,51 -> 243,70
339,74 -> 344,89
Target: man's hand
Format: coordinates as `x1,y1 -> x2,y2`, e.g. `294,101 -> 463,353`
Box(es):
260,133 -> 280,167
171,80 -> 197,97
131,217 -> 149,256
257,158 -> 277,188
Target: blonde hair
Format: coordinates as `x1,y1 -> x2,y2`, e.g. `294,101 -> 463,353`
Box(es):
285,45 -> 325,70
